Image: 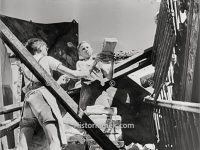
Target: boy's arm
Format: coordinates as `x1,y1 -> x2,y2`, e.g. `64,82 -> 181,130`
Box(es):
48,56 -> 89,79
90,37 -> 117,80
56,64 -> 89,79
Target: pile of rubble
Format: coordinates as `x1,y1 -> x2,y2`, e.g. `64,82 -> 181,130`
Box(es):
63,86 -> 156,150
114,50 -> 140,63
62,105 -> 124,150
85,105 -> 124,150
125,143 -> 155,150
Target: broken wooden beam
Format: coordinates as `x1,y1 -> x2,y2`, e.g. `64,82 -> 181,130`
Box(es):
0,20 -> 118,150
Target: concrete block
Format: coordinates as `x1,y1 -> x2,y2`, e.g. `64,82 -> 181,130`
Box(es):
86,105 -> 117,115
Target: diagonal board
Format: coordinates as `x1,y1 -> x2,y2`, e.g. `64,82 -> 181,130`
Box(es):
114,47 -> 152,73
0,20 -> 118,150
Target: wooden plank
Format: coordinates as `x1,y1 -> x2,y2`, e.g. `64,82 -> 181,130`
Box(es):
181,0 -> 200,102
113,58 -> 151,79
161,107 -> 170,148
144,97 -> 200,114
184,0 -> 200,100
180,0 -> 194,101
180,111 -> 190,150
0,20 -> 118,150
192,113 -> 200,148
167,108 -> 177,149
11,62 -> 22,146
154,2 -> 169,68
153,19 -> 172,92
185,112 -> 196,150
0,118 -> 20,138
153,107 -> 160,142
0,102 -> 23,115
191,20 -> 200,103
158,34 -> 176,95
154,12 -> 171,79
163,108 -> 172,149
154,24 -> 176,100
159,107 -> 167,147
177,110 -> 186,150
86,106 -> 117,115
146,104 -> 153,137
172,109 -> 179,150
152,0 -> 168,65
114,47 -> 152,73
151,0 -> 177,102
173,110 -> 181,150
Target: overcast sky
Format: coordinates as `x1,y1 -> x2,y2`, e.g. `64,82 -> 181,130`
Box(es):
0,0 -> 160,53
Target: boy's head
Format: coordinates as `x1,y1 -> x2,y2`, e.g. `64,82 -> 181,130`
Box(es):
77,41 -> 93,60
25,38 -> 48,56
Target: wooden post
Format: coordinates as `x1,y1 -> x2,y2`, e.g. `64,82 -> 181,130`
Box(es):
10,58 -> 23,145
0,20 -> 118,150
180,0 -> 200,102
191,4 -> 200,103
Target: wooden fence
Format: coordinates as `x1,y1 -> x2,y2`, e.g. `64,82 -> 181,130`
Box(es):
144,97 -> 200,150
0,0 -> 199,149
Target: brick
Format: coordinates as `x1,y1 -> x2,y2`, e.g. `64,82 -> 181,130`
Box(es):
86,105 -> 117,115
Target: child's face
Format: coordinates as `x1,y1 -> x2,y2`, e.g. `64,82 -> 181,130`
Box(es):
40,44 -> 48,56
78,42 -> 93,59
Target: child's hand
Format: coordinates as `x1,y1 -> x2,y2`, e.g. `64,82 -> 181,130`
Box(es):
80,69 -> 90,78
96,51 -> 115,63
57,75 -> 70,85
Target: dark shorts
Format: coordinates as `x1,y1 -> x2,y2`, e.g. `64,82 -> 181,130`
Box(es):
20,90 -> 56,131
79,80 -> 105,111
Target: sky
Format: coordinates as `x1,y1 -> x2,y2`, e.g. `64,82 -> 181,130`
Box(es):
0,0 -> 160,53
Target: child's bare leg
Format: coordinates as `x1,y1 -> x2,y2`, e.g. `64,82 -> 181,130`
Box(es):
15,127 -> 34,150
43,122 -> 61,150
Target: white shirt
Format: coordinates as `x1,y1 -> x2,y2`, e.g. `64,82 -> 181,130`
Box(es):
23,55 -> 61,85
76,57 -> 111,86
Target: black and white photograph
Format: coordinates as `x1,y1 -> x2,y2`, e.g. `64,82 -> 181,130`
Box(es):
0,0 -> 199,150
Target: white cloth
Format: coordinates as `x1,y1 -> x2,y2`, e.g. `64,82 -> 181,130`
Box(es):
23,55 -> 61,84
39,87 -> 67,145
76,57 -> 109,86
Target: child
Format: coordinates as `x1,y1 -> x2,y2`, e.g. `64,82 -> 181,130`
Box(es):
16,38 -> 89,150
76,41 -> 115,111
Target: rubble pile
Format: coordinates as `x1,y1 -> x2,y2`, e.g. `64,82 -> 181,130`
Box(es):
85,105 -> 124,150
114,50 -> 140,62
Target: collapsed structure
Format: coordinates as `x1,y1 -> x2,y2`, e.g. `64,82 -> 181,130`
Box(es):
0,0 -> 200,149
